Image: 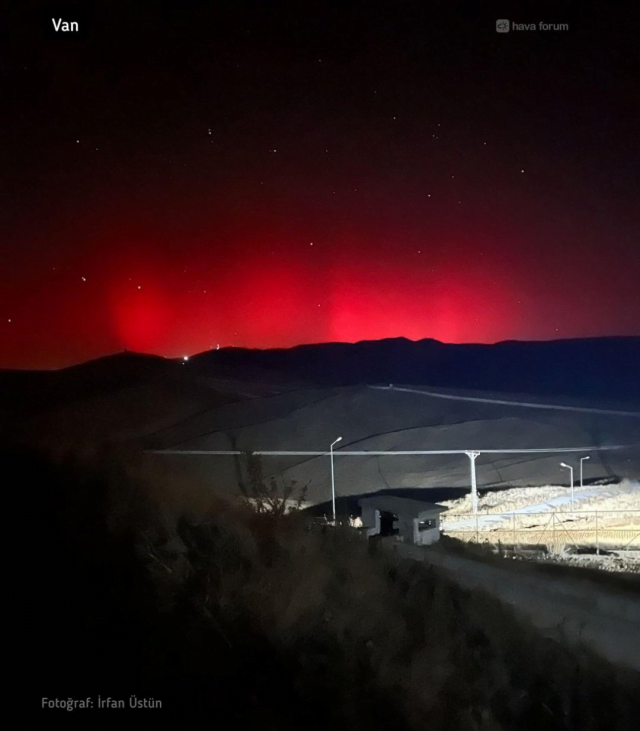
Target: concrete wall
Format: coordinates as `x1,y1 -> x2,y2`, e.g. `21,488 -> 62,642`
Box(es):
360,507 -> 443,545
362,506 -> 380,537
416,525 -> 440,545
416,513 -> 441,545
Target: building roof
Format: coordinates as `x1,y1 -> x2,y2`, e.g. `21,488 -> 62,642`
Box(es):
358,495 -> 448,519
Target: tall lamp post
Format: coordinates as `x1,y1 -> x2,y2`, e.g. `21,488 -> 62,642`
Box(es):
330,437 -> 342,524
580,455 -> 590,489
560,462 -> 574,510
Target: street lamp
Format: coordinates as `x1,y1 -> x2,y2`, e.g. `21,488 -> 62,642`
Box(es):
560,462 -> 574,510
580,455 -> 590,489
330,437 -> 342,523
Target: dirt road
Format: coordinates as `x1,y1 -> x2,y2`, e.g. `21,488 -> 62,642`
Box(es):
368,384 -> 640,418
386,540 -> 640,672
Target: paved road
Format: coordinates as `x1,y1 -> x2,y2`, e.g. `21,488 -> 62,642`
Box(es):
368,384 -> 640,418
385,539 -> 640,672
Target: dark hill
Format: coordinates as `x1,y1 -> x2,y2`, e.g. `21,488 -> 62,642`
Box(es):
2,338 -> 638,429
0,352 -> 179,417
190,337 -> 640,403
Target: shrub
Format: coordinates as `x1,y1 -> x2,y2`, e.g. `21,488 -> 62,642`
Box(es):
18,443 -> 639,728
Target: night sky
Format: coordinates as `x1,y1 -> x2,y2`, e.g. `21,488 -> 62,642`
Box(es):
2,1 -> 639,369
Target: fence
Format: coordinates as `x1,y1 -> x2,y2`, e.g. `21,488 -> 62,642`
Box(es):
441,510 -> 640,553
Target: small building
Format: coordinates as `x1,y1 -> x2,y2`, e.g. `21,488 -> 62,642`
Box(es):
358,495 -> 448,546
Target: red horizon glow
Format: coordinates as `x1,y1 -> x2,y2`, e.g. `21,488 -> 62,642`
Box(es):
3,4 -> 638,371
2,218 -> 637,370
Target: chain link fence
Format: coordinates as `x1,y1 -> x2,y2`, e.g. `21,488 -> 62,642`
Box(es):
441,510 -> 640,553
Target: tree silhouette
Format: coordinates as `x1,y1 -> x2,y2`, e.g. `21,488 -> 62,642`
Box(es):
238,451 -> 308,517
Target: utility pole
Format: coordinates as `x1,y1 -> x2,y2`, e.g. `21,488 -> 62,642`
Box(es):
466,451 -> 481,514
330,437 -> 342,524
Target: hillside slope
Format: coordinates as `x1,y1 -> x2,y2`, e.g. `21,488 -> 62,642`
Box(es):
3,339 -> 639,502
142,384 -> 640,504
191,336 -> 640,403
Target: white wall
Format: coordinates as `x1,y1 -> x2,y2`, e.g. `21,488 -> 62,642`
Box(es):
416,526 -> 440,545
416,513 -> 442,545
359,507 -> 443,544
362,506 -> 380,537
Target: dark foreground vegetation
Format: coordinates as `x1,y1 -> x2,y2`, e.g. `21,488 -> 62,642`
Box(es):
16,443 -> 638,728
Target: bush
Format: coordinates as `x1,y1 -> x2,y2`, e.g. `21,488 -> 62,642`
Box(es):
16,444 -> 639,728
